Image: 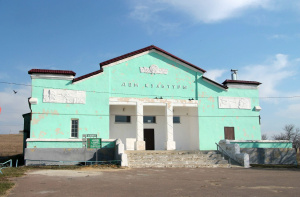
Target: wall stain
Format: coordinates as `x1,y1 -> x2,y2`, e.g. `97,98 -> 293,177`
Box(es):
55,128 -> 64,135
39,131 -> 47,138
51,110 -> 59,115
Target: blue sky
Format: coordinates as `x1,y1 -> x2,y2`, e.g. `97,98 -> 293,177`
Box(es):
0,0 -> 300,137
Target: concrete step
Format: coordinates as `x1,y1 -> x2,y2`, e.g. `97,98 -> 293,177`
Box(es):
128,157 -> 227,163
129,163 -> 230,168
126,150 -> 229,168
129,161 -> 228,166
128,156 -> 220,160
125,150 -> 217,155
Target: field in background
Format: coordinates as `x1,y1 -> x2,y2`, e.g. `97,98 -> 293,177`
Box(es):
0,134 -> 23,156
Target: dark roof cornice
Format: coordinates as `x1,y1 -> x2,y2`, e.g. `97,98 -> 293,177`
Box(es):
99,45 -> 206,73
202,76 -> 228,90
28,69 -> 76,76
72,69 -> 103,83
222,79 -> 261,85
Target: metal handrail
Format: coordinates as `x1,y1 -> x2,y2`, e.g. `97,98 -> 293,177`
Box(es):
215,143 -> 243,167
0,159 -> 12,174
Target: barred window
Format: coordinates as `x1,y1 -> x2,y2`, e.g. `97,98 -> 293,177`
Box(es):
71,119 -> 79,138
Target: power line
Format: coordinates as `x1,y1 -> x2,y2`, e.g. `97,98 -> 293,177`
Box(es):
1,80 -> 300,99
29,112 -> 259,118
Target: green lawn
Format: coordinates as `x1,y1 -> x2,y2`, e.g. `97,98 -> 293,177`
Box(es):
0,167 -> 27,196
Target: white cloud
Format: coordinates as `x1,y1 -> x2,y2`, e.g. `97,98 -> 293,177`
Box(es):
204,69 -> 226,81
129,0 -> 272,24
0,85 -> 31,134
268,34 -> 288,39
161,0 -> 271,23
129,2 -> 180,34
279,104 -> 300,119
239,54 -> 296,98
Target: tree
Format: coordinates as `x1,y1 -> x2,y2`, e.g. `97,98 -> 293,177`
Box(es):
261,134 -> 268,140
272,124 -> 300,150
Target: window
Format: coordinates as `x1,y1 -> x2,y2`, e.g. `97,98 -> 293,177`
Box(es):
144,116 -> 156,123
115,115 -> 131,123
173,116 -> 180,123
71,119 -> 79,138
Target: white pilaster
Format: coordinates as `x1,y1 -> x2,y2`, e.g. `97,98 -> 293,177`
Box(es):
165,103 -> 176,150
135,101 -> 145,150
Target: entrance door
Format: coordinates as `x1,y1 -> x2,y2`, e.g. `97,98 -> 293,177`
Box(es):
224,127 -> 235,140
144,129 -> 155,150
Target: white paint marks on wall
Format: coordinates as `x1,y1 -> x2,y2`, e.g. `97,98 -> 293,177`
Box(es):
218,96 -> 251,110
43,89 -> 86,104
140,65 -> 168,75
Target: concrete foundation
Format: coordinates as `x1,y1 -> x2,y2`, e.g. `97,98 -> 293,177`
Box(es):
25,148 -> 115,165
240,148 -> 297,165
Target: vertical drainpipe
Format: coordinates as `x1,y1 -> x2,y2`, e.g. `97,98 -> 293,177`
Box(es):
195,72 -> 198,100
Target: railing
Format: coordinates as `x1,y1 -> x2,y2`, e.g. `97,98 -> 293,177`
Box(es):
0,159 -> 12,174
215,143 -> 243,167
25,159 -> 121,166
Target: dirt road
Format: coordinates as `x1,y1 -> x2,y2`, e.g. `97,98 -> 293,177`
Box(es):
8,167 -> 300,197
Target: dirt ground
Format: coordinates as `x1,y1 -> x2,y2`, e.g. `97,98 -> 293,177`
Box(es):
6,167 -> 300,197
0,134 -> 23,156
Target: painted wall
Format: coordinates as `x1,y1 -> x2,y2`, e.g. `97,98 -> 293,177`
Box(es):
109,105 -> 136,147
28,51 -> 261,150
197,78 -> 261,150
107,52 -> 198,100
29,72 -> 110,148
173,107 -> 199,150
109,105 -> 199,150
231,141 -> 292,148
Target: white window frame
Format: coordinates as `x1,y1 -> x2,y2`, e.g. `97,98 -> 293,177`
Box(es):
70,119 -> 79,138
115,115 -> 131,124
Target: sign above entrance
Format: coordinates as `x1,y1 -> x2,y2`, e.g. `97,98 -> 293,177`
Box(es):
140,65 -> 168,75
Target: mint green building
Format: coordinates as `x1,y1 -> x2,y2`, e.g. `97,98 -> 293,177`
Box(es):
25,45 -> 262,152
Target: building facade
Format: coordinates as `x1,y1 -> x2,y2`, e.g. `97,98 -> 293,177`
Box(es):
25,45 -> 262,151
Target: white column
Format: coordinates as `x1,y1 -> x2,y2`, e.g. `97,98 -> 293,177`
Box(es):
135,101 -> 145,150
165,103 -> 176,150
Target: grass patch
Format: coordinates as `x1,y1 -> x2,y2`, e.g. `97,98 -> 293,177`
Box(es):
0,167 -> 27,196
0,182 -> 14,196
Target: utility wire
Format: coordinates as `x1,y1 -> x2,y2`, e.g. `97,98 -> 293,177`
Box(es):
29,112 -> 259,118
1,80 -> 300,99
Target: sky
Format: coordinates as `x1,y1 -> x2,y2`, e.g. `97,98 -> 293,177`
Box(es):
0,0 -> 300,138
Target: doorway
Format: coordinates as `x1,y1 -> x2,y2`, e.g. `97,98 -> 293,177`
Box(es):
144,129 -> 155,150
224,127 -> 235,140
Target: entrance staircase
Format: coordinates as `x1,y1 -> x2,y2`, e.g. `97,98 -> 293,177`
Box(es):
126,150 -> 230,168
